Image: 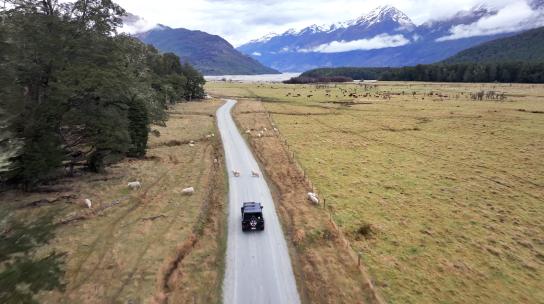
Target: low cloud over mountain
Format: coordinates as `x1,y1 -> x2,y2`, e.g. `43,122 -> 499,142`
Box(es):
237,2 -> 544,71
438,1 -> 544,41
300,34 -> 410,53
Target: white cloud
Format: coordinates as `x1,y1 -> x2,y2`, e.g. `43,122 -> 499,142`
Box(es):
437,1 -> 544,41
119,15 -> 158,34
299,34 -> 410,53
252,51 -> 262,56
109,0 -> 539,46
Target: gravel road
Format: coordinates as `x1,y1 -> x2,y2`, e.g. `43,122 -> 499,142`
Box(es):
217,99 -> 301,304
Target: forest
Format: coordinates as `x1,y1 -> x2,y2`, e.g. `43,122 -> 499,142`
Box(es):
298,62 -> 544,83
0,0 -> 206,189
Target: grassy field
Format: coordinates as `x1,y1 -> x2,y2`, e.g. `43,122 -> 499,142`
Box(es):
207,81 -> 544,304
0,101 -> 227,304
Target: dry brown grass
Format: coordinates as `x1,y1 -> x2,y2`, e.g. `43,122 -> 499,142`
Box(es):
0,100 -> 227,303
208,81 -> 544,304
232,99 -> 382,304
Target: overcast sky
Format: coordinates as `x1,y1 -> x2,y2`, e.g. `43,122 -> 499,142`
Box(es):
114,0 -> 539,46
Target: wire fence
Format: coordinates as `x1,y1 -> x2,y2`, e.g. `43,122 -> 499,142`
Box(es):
257,106 -> 386,304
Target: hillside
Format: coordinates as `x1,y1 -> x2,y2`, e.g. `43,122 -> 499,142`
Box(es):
443,27 -> 544,64
136,26 -> 279,75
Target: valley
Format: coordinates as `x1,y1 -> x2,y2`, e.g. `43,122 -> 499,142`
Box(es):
207,81 -> 544,303
2,1 -> 544,303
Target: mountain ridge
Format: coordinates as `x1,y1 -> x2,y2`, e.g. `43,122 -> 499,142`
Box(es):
135,26 -> 280,75
443,26 -> 544,64
237,4 -> 543,72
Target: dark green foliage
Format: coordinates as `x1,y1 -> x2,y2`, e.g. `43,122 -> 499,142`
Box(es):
0,211 -> 65,304
378,62 -> 544,83
0,253 -> 66,304
301,62 -> 544,83
128,97 -> 149,158
17,123 -> 64,188
181,62 -> 206,100
301,67 -> 392,80
444,27 -> 544,64
283,75 -> 353,84
0,0 -> 206,186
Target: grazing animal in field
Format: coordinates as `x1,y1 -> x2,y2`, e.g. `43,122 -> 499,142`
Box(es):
128,181 -> 141,190
251,170 -> 260,177
245,129 -> 251,134
181,187 -> 194,195
233,170 -> 241,177
84,198 -> 92,209
307,192 -> 319,205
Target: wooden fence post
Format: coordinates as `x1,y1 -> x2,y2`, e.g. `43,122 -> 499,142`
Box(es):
358,252 -> 361,266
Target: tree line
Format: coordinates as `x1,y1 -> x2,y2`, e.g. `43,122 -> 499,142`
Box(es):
283,76 -> 352,84
0,0 -> 206,189
299,62 -> 544,83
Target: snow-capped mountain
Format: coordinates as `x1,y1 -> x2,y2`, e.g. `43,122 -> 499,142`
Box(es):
239,5 -> 415,56
237,4 -> 541,72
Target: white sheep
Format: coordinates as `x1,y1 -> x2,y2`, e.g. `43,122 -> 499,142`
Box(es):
257,133 -> 262,138
84,198 -> 92,209
273,127 -> 278,132
181,187 -> 194,195
307,192 -> 319,205
245,130 -> 251,134
233,170 -> 241,177
206,134 -> 212,139
189,143 -> 195,147
128,181 -> 141,190
251,170 -> 260,177
263,128 -> 267,131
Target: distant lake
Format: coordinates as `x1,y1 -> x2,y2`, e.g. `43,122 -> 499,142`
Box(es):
205,73 -> 300,83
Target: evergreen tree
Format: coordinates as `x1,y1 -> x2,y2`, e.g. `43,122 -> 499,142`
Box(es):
127,96 -> 149,158
0,0 -> 206,187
